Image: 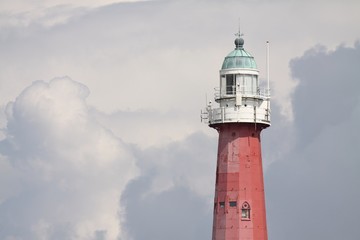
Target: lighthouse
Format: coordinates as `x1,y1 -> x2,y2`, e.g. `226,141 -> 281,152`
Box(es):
202,33 -> 270,240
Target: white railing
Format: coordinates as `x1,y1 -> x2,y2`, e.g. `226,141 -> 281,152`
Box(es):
214,87 -> 270,100
205,106 -> 270,126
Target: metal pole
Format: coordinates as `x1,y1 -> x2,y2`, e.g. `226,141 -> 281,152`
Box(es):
266,41 -> 270,97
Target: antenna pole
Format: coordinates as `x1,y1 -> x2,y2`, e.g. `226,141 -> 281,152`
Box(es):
235,18 -> 244,38
266,41 -> 270,97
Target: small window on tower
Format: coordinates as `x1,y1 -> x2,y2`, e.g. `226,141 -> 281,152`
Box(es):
219,202 -> 225,208
229,201 -> 237,207
242,209 -> 250,219
241,202 -> 251,220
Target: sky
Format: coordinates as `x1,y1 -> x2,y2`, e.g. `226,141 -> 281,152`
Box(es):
0,0 -> 359,239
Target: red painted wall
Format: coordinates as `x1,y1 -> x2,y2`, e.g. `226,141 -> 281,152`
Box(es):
211,123 -> 268,240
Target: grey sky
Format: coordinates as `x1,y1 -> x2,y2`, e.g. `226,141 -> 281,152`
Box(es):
0,0 -> 359,239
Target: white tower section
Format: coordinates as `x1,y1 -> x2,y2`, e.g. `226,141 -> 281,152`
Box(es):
203,37 -> 271,127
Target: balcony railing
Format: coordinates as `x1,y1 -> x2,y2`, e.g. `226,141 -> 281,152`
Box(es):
214,87 -> 270,100
205,106 -> 270,126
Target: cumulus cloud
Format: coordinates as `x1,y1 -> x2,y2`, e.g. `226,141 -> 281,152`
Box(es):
0,77 -> 138,240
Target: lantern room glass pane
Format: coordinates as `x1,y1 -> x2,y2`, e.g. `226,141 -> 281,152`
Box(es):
236,74 -> 243,93
244,75 -> 252,94
236,74 -> 258,95
220,75 -> 226,96
226,75 -> 235,95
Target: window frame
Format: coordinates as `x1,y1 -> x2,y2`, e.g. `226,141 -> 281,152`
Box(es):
241,202 -> 251,221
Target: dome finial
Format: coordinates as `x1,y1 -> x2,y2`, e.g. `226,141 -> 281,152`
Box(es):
234,19 -> 244,49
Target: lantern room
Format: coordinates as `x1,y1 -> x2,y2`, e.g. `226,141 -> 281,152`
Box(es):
203,36 -> 271,127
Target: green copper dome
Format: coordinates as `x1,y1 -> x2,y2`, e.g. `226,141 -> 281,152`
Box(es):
221,38 -> 257,70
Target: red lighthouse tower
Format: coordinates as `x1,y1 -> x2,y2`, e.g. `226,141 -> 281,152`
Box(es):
203,33 -> 270,240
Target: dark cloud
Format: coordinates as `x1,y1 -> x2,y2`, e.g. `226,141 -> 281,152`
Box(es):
123,184 -> 212,240
122,132 -> 216,240
266,42 -> 360,240
290,43 -> 360,147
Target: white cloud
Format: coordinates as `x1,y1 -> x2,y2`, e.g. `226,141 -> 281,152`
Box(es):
0,0 -> 148,28
92,109 -> 212,148
1,0 -> 359,121
0,0 -> 144,12
0,77 -> 139,240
